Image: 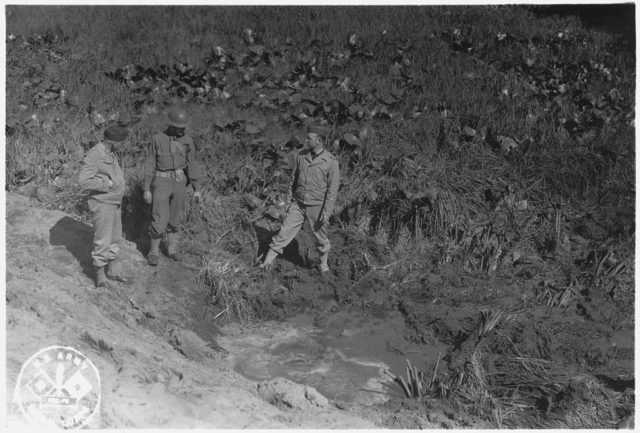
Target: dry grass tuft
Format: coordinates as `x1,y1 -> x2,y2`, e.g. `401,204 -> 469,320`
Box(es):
196,249 -> 261,323
433,350 -> 630,428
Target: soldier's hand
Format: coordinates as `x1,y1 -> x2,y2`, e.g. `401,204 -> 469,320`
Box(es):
143,190 -> 152,204
194,191 -> 202,203
107,179 -> 114,187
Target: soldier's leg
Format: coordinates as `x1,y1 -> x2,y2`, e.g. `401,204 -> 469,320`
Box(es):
107,204 -> 122,261
149,177 -> 172,239
89,199 -> 116,287
306,204 -> 331,271
89,199 -> 115,268
148,177 -> 171,265
269,201 -> 306,255
167,177 -> 187,233
259,202 -> 306,269
166,178 -> 187,260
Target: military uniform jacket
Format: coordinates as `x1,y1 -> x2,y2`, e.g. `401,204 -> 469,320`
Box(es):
79,142 -> 126,205
143,131 -> 202,192
291,148 -> 340,216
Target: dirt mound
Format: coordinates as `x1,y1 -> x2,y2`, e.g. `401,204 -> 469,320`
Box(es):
5,192 -> 374,429
6,185 -> 633,429
181,193 -> 634,428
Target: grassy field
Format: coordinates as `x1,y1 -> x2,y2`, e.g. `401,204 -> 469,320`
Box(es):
7,4 -> 634,262
5,5 -> 635,428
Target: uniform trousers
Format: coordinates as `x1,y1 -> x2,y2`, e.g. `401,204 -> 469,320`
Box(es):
149,176 -> 187,238
89,198 -> 122,267
269,201 -> 330,256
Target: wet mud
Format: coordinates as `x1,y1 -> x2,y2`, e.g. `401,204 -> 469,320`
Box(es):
197,202 -> 635,428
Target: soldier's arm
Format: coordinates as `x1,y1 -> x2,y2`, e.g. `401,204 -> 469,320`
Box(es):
185,140 -> 201,192
142,138 -> 157,192
79,152 -> 110,192
323,159 -> 340,216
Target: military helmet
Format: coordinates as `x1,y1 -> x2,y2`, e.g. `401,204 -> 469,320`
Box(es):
167,107 -> 190,128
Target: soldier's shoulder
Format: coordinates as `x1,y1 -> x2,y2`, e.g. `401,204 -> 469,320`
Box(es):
322,149 -> 338,161
85,142 -> 102,156
151,131 -> 167,141
86,142 -> 99,152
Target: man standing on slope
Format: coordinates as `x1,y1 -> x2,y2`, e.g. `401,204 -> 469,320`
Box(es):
259,124 -> 340,273
143,107 -> 203,265
79,126 -> 135,288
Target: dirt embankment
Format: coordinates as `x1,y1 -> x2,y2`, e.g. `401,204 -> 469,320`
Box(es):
5,190 -> 635,429
5,192 -> 375,429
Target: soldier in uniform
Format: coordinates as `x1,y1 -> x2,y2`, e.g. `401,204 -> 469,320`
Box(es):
259,124 -> 340,272
79,126 -> 134,288
143,107 -> 202,265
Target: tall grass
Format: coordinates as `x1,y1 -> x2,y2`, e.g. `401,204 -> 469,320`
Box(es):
6,9 -> 634,427
6,5 -> 634,280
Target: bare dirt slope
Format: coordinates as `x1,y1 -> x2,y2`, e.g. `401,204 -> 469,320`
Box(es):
5,192 -> 374,429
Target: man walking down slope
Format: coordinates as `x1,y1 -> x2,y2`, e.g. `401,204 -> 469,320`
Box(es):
143,107 -> 203,266
79,126 -> 135,288
259,124 -> 340,273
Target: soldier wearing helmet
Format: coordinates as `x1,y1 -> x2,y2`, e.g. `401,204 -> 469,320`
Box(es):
259,124 -> 340,273
142,107 -> 203,265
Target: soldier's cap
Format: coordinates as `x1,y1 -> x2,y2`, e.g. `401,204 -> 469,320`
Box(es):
104,126 -> 129,142
306,124 -> 330,137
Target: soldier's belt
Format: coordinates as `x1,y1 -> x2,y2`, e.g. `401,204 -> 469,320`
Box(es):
155,169 -> 184,180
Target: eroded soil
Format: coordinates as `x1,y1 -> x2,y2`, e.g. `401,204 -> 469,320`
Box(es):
5,193 -> 374,429
5,191 -> 635,429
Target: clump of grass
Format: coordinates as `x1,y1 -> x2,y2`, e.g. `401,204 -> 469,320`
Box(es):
385,359 -> 425,398
546,375 -> 626,428
434,350 -> 628,428
196,250 -> 259,323
385,355 -> 442,399
428,308 -> 633,429
182,191 -> 262,264
5,5 -> 634,329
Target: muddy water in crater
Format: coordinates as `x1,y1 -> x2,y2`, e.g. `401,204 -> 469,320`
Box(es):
218,310 -> 448,405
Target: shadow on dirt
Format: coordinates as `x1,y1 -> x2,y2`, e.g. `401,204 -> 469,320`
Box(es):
281,240 -> 306,267
253,223 -> 306,268
122,188 -> 151,257
253,224 -> 277,260
595,374 -> 635,392
49,216 -> 94,279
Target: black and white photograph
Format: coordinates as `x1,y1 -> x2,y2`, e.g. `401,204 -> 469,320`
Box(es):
4,2 -> 635,429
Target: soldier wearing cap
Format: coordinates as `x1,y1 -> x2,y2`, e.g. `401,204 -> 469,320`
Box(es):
79,126 -> 135,288
142,107 -> 203,265
259,124 -> 340,273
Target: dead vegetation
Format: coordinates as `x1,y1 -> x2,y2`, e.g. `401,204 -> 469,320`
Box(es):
387,308 -> 634,428
5,5 -> 634,429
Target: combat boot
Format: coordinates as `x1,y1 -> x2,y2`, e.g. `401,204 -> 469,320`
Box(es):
258,248 -> 278,270
95,266 -> 113,289
148,238 -> 161,266
166,232 -> 183,261
107,258 -> 134,284
319,254 -> 330,273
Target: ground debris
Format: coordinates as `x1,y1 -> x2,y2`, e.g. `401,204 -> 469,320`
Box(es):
257,377 -> 330,410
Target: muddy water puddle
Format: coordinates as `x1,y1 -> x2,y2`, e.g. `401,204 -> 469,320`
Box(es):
218,310 -> 449,405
